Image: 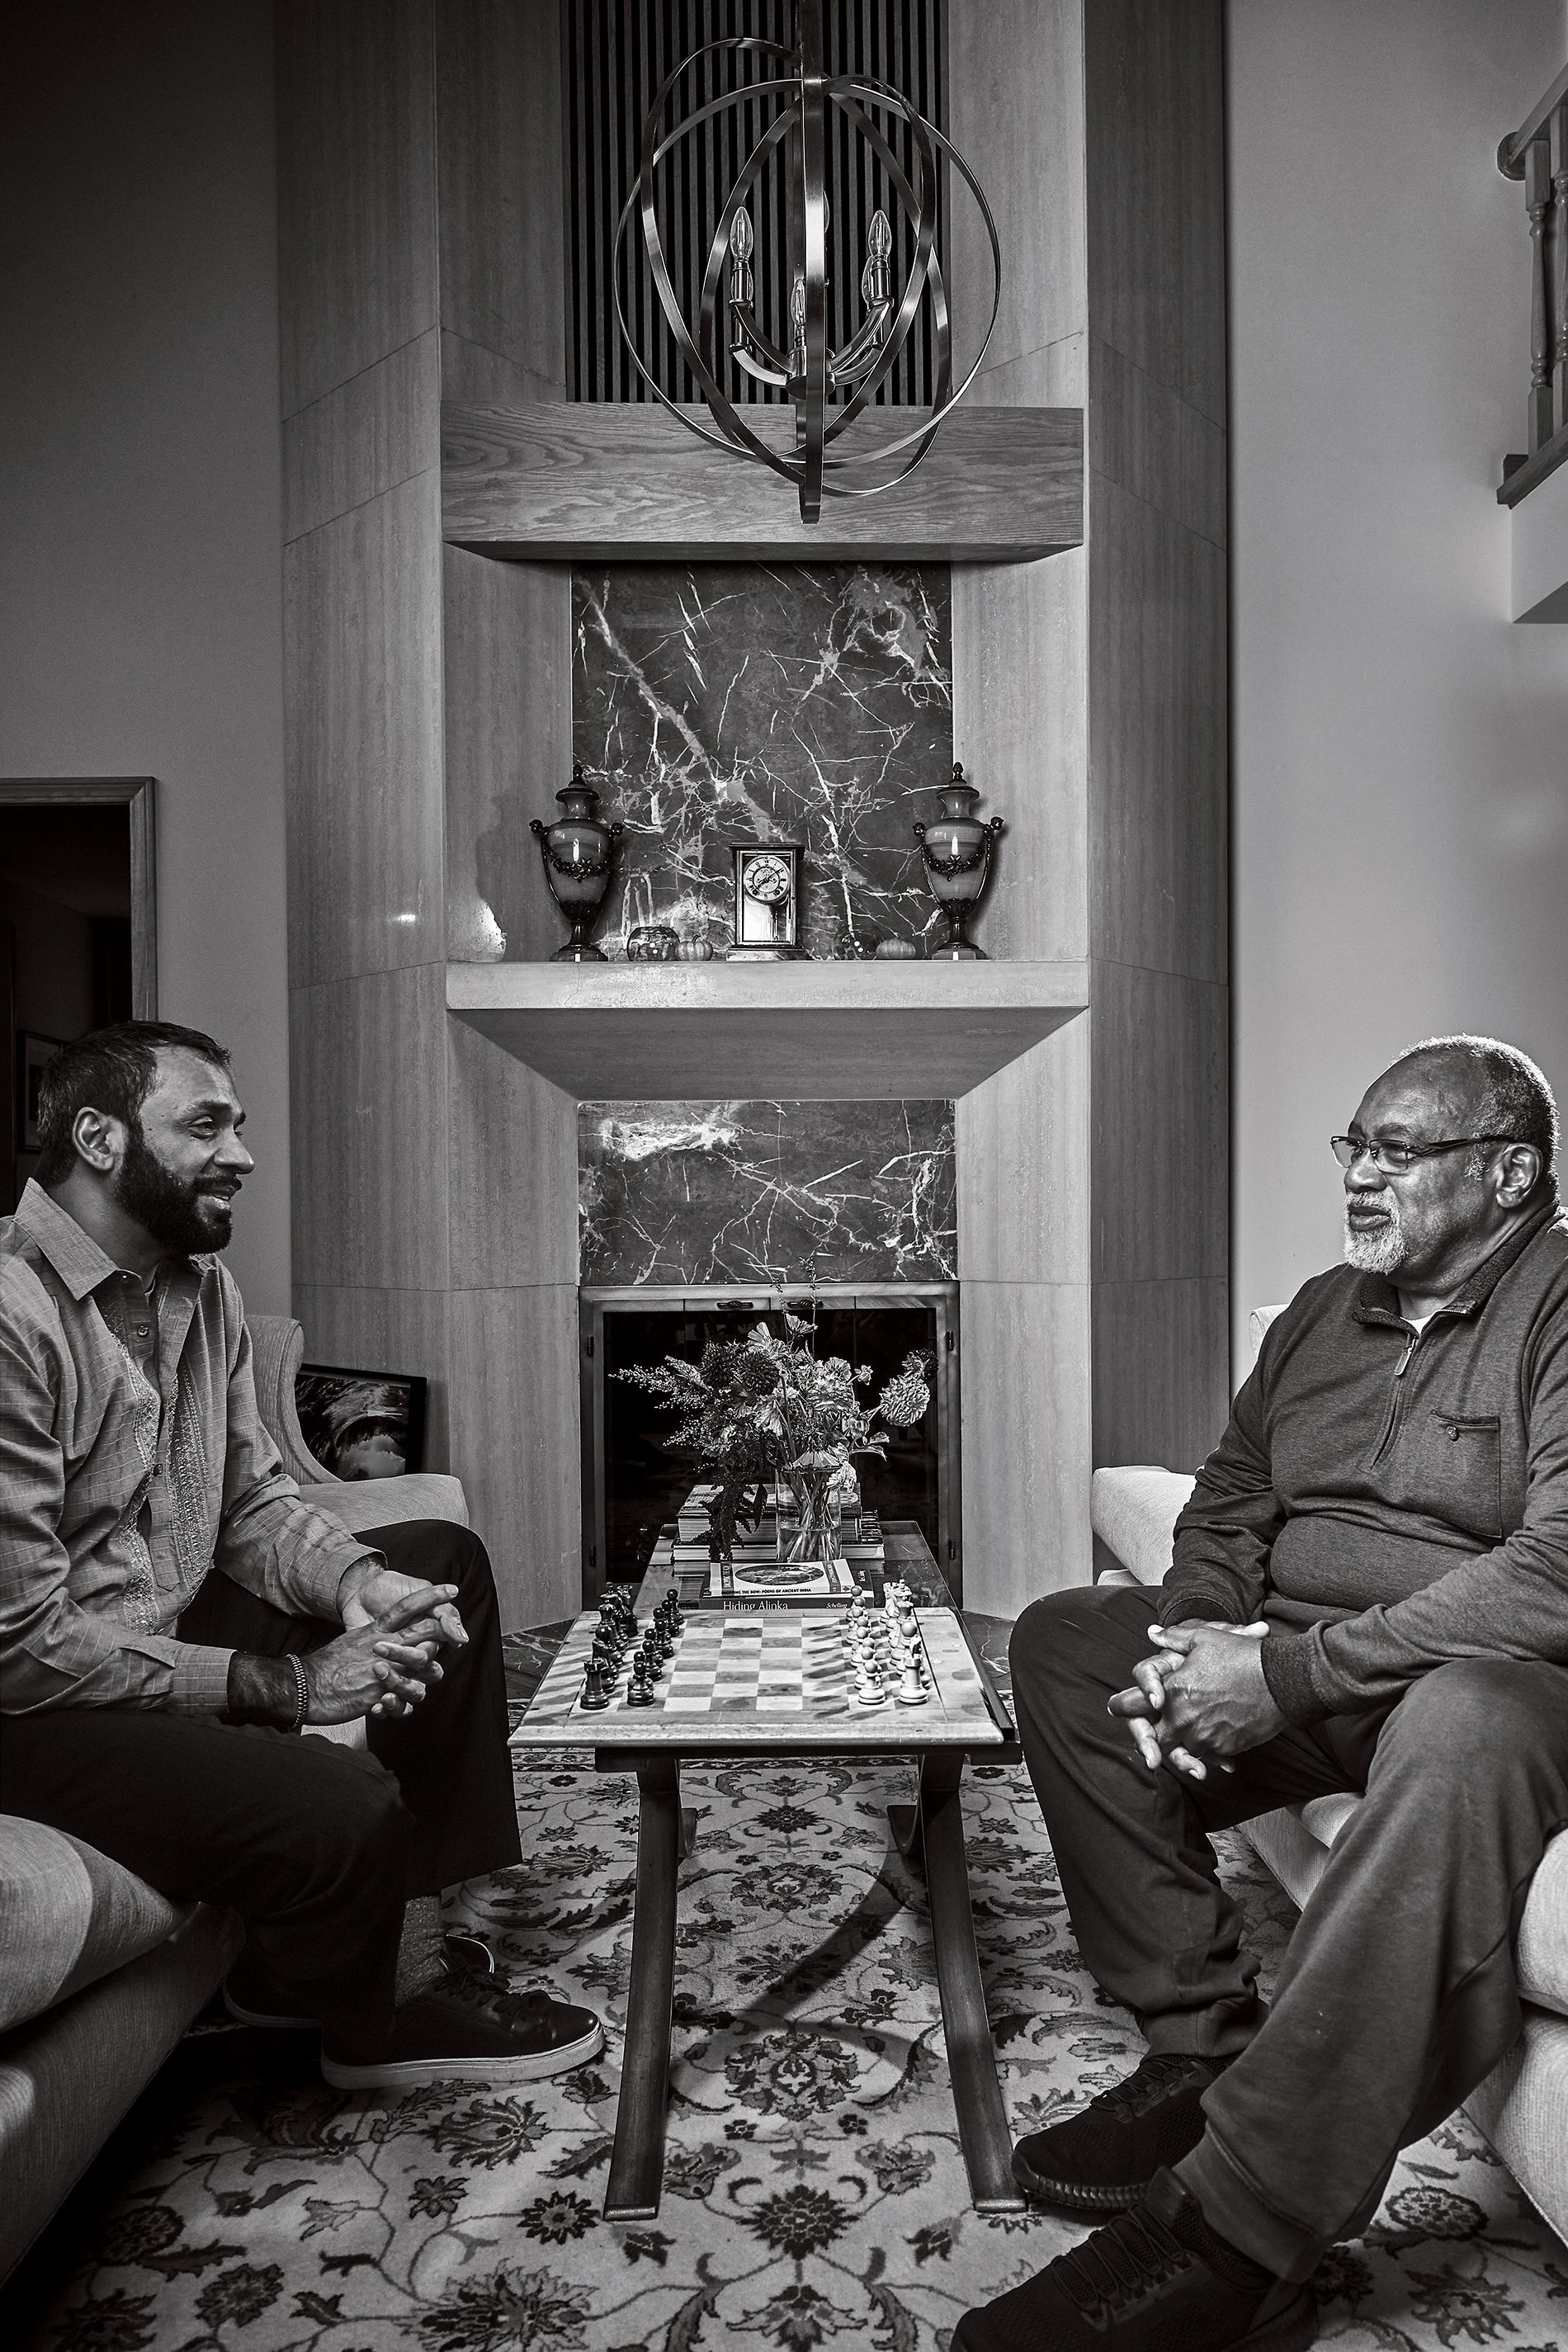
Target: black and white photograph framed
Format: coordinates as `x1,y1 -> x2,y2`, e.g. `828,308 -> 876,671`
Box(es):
294,1362 -> 427,1482
16,1032 -> 64,1155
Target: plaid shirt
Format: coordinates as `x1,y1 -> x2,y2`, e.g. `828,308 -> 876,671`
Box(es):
0,1183 -> 375,1713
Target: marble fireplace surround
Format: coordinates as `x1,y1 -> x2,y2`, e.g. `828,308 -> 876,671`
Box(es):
570,561 -> 957,961
579,1098 -> 957,1289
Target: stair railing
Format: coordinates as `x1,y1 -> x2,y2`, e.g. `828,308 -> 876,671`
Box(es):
1498,60 -> 1568,508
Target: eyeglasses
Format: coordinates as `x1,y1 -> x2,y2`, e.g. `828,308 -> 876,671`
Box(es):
1330,1134 -> 1521,1176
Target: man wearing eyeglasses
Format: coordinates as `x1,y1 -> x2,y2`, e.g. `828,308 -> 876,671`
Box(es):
959,1035 -> 1567,2352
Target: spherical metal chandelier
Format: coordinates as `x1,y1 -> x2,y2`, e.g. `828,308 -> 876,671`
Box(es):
613,0 -> 1002,524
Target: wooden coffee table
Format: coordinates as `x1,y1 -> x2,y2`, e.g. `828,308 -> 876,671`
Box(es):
510,1530 -> 1024,2222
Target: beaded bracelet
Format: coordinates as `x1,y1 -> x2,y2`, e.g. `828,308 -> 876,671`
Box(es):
290,1653 -> 309,1732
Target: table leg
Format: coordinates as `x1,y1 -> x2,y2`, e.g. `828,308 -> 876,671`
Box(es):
919,1751 -> 1026,2213
604,1755 -> 682,2221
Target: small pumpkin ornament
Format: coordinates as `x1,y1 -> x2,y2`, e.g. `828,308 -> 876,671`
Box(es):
678,936 -> 715,961
874,936 -> 920,960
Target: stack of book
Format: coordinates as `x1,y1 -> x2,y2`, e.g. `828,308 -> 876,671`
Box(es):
664,1481 -> 886,1606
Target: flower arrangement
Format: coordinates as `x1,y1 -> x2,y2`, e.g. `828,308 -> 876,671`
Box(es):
616,1312 -> 932,1564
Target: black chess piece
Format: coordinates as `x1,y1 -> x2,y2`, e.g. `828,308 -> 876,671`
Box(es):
581,1660 -> 610,1712
626,1657 -> 655,1707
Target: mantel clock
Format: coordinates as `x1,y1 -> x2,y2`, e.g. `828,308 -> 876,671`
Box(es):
726,843 -> 805,961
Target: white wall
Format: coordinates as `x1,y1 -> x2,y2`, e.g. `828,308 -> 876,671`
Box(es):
1227,0 -> 1568,1371
0,3 -> 290,1312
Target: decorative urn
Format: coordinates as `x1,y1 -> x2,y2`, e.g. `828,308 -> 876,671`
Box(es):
912,763 -> 1005,959
530,764 -> 624,961
626,923 -> 681,962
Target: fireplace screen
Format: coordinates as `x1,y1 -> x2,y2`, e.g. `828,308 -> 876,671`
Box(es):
579,1285 -> 959,1602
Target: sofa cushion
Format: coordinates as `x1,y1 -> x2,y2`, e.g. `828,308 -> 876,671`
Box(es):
1090,1466 -> 1197,1589
0,1902 -> 242,2282
0,1819 -> 193,2033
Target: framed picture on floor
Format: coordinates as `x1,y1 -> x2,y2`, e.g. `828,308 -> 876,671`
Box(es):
17,1032 -> 64,1154
295,1363 -> 428,1481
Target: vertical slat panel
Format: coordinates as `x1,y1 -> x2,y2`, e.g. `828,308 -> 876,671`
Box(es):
567,0 -> 945,405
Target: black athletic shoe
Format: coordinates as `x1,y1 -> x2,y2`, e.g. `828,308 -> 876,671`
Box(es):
320,1966 -> 604,2089
1012,2050 -> 1233,2212
224,1933 -> 497,2030
954,2166 -> 1316,2352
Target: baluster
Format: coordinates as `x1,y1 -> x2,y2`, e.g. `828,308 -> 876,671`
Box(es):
1526,133 -> 1553,451
1555,101 -> 1568,435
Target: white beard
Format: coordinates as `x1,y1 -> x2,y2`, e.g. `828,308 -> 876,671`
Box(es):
1344,1195 -> 1405,1274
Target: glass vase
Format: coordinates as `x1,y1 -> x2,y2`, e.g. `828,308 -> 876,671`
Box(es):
777,1476 -> 843,1567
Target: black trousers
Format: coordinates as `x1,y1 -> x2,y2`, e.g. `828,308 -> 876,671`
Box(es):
0,1521 -> 522,2062
1009,1583 -> 1568,2279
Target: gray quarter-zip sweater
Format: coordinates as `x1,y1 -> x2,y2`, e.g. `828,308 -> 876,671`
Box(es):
1160,1193 -> 1568,1726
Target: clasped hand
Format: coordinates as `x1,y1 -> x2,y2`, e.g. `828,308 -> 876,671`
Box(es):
1108,1620 -> 1285,1783
305,1567 -> 470,1724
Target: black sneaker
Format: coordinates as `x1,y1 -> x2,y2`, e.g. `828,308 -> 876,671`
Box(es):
320,1964 -> 603,2089
224,1933 -> 497,2029
954,2166 -> 1315,2352
1012,2051 -> 1232,2212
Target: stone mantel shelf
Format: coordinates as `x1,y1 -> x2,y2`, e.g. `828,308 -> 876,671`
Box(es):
441,399 -> 1084,563
447,959 -> 1088,1101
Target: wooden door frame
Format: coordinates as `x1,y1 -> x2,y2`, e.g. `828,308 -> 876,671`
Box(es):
0,777 -> 158,1018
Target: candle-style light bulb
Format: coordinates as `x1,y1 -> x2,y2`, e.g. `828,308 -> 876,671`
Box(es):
862,206 -> 892,318
729,207 -> 753,306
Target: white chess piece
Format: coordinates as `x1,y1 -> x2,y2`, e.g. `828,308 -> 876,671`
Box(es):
895,1654 -> 928,1706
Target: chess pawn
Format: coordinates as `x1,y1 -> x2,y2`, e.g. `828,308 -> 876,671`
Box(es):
855,1671 -> 888,1708
626,1658 -> 655,1707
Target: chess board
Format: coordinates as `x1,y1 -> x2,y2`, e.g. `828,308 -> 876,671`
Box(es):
509,1606 -> 1011,1751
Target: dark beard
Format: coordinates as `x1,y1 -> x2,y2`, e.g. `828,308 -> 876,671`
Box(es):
113,1126 -> 235,1257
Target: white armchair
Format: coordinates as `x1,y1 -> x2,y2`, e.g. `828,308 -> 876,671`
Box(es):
247,1315 -> 468,1535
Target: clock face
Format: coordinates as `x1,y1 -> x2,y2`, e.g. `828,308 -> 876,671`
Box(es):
742,852 -> 794,906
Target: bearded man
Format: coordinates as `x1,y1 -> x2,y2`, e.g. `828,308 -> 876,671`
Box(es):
0,1021 -> 602,2089
958,1036 -> 1568,2352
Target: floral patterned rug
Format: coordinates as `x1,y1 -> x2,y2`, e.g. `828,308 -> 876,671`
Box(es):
10,1627 -> 1566,2352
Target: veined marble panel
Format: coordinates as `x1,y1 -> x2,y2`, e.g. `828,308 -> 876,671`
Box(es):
579,1098 -> 956,1286
572,563 -> 952,958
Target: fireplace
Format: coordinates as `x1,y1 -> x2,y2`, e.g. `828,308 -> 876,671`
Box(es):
579,1283 -> 960,1602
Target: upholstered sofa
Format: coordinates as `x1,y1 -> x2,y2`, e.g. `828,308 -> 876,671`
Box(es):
1090,1311 -> 1568,2246
0,1315 -> 465,2282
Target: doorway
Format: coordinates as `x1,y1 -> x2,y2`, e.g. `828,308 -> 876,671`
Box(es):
1,779 -> 157,1215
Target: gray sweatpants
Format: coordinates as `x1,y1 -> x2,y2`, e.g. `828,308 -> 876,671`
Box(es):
1008,1583 -> 1568,2280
